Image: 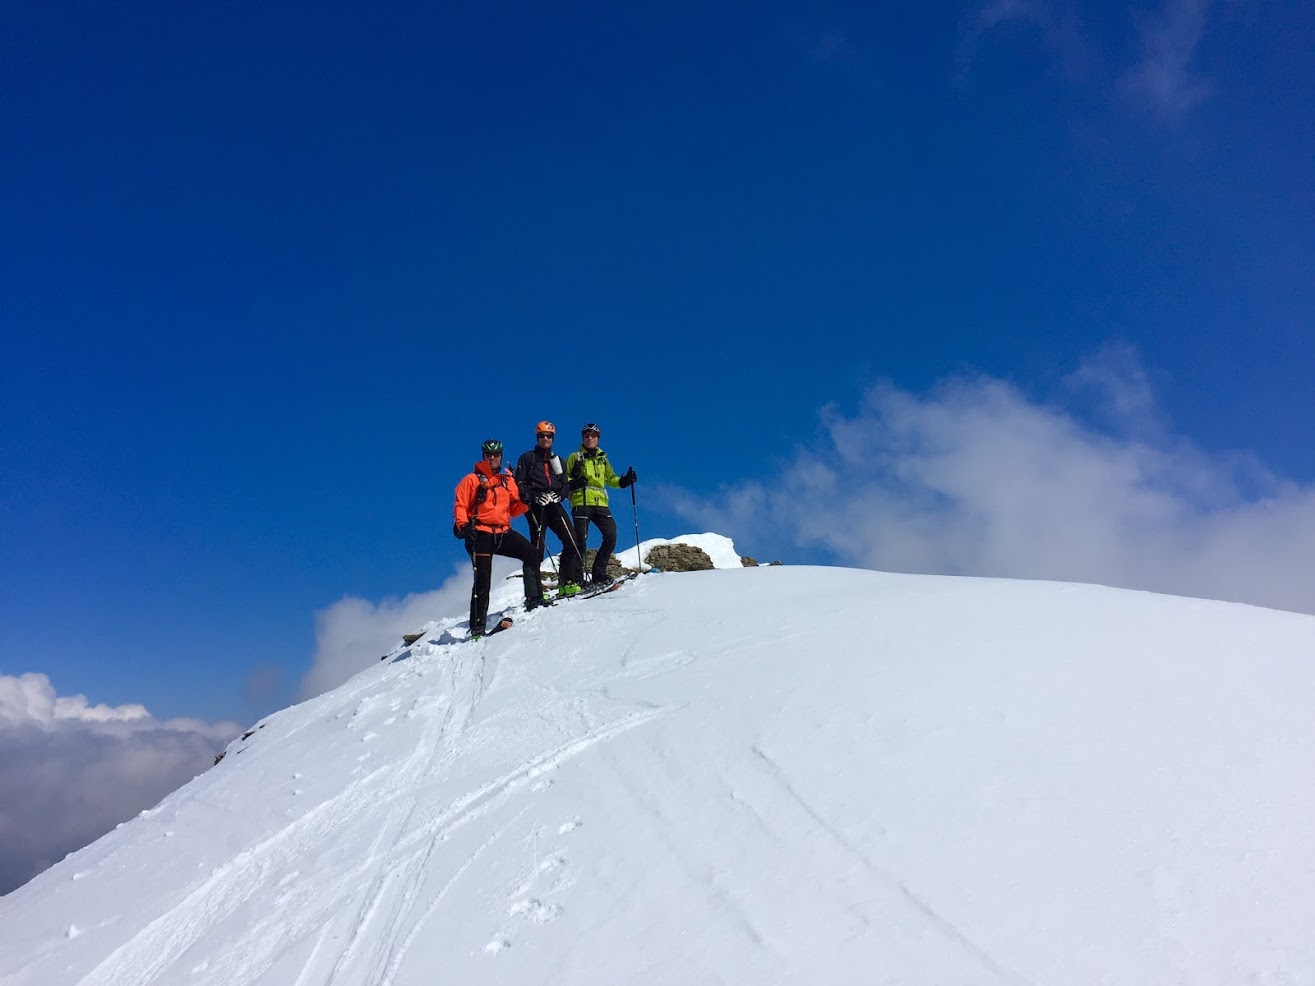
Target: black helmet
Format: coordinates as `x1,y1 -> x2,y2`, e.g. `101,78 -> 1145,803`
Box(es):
481,439 -> 504,456
581,422 -> 600,437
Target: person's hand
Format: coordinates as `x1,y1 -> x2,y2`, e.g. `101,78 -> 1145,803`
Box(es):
569,476 -> 586,491
535,491 -> 560,506
619,467 -> 637,488
571,459 -> 584,478
452,521 -> 465,539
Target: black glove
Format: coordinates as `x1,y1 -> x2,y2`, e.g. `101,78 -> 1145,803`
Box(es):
569,476 -> 586,491
452,521 -> 465,539
619,467 -> 637,488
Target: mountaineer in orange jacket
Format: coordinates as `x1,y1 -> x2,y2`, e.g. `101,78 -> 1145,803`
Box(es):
453,439 -> 551,637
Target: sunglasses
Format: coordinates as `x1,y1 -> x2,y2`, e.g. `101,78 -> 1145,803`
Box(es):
537,432 -> 554,440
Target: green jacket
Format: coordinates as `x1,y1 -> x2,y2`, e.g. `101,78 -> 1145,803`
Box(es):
565,446 -> 621,508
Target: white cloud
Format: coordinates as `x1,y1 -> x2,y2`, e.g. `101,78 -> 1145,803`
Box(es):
1063,342 -> 1163,437
0,672 -> 149,726
0,674 -> 240,895
963,0 -> 1220,120
667,352 -> 1315,616
297,559 -> 515,700
1118,0 -> 1213,119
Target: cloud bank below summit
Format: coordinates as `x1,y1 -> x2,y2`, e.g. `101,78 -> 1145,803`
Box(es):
0,673 -> 240,895
668,351 -> 1315,616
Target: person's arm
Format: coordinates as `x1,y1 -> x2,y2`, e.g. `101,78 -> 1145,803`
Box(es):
506,474 -> 529,519
513,452 -> 535,504
602,457 -> 622,488
453,475 -> 473,536
567,453 -> 586,491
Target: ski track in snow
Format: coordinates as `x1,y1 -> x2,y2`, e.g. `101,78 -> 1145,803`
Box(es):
748,745 -> 1036,986
68,613 -> 669,986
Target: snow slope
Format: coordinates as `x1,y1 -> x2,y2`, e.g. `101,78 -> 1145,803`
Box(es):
4,559 -> 1315,985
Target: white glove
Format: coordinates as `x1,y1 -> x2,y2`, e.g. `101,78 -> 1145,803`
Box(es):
535,491 -> 560,506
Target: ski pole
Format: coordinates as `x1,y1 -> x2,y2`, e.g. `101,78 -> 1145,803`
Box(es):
630,483 -> 642,572
536,507 -> 558,577
558,501 -> 586,577
543,528 -> 559,578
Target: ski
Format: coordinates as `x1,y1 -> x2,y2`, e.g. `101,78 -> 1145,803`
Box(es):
577,571 -> 640,599
471,616 -> 514,640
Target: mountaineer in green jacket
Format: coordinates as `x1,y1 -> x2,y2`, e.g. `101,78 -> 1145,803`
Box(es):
565,422 -> 637,587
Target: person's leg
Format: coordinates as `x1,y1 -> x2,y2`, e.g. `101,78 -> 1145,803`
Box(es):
525,506 -> 547,563
552,505 -> 585,585
469,531 -> 494,631
572,509 -> 591,581
591,508 -> 617,582
494,529 -> 544,601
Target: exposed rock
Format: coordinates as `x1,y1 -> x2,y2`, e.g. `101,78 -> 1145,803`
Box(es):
584,549 -> 629,579
740,556 -> 759,567
644,543 -> 715,572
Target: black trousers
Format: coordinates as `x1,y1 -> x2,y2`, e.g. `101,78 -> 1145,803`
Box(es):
526,503 -> 586,583
466,528 -> 542,631
572,504 -> 617,582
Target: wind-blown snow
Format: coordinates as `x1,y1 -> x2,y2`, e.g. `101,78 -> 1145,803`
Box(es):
3,558 -> 1314,985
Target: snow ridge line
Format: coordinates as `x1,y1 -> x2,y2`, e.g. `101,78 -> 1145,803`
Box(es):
69,768 -> 387,986
69,643 -> 488,986
205,706 -> 666,986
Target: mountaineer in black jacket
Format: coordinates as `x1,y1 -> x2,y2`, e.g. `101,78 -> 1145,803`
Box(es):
513,421 -> 586,596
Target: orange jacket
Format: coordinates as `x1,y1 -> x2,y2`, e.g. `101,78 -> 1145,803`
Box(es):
453,460 -> 528,534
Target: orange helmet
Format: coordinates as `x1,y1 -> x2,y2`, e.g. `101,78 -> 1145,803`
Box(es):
535,420 -> 556,436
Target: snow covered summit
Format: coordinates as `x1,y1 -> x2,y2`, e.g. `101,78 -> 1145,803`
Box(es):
3,538 -> 1315,985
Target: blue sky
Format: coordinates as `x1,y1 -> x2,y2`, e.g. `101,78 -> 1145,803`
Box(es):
3,0 -> 1314,729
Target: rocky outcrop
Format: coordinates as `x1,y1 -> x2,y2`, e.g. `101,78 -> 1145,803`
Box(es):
643,544 -> 715,572
585,549 -> 630,580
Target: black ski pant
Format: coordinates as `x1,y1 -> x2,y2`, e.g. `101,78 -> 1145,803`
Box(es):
526,503 -> 586,584
572,504 -> 617,583
466,528 -> 542,631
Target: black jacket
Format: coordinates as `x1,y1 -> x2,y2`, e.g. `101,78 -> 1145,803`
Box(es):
513,446 -> 569,503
